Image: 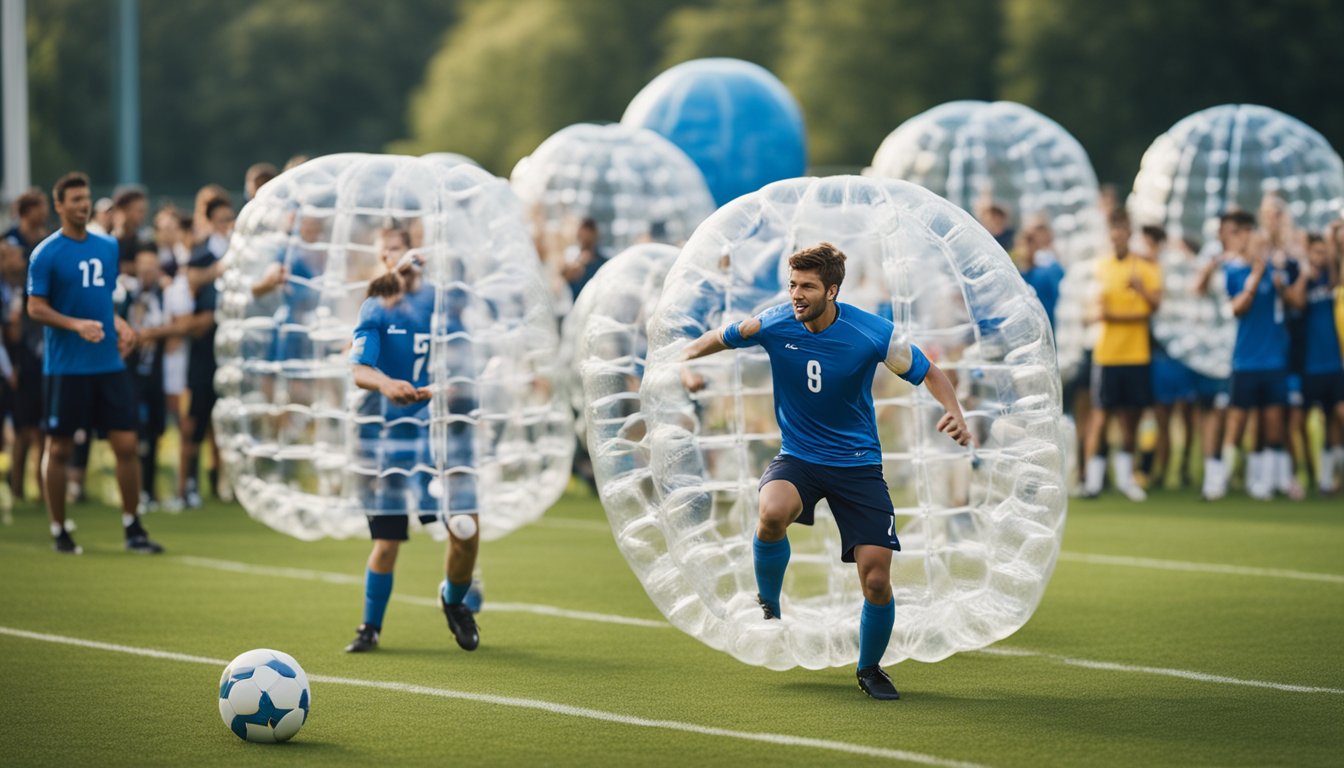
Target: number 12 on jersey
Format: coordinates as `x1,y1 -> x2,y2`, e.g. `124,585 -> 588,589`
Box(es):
807,359 -> 822,392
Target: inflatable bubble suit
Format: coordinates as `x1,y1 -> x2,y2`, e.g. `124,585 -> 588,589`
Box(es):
214,153 -> 574,541
868,100 -> 1107,383
1129,104 -> 1344,379
510,122 -> 715,279
563,243 -> 679,445
623,58 -> 807,207
595,176 -> 1067,670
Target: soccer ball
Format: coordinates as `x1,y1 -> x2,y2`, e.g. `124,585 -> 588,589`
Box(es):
218,649 -> 310,743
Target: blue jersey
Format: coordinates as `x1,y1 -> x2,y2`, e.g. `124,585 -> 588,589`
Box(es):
1224,260 -> 1289,372
27,230 -> 125,375
723,302 -> 930,467
350,286 -> 435,421
1022,261 -> 1065,329
1305,274 -> 1343,374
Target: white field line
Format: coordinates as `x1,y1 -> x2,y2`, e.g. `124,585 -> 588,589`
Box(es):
975,647 -> 1344,695
1057,552 -> 1344,584
176,556 -> 668,629
0,626 -> 986,768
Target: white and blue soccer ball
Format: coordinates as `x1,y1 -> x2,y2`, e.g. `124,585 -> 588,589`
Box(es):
218,649 -> 310,743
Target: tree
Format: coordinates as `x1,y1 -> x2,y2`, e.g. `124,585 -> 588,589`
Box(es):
657,0 -> 784,71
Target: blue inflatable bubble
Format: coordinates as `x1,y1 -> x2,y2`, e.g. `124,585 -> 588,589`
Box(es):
623,58 -> 806,206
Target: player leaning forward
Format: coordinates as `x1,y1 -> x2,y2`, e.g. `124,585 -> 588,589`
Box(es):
27,172 -> 163,555
681,243 -> 973,700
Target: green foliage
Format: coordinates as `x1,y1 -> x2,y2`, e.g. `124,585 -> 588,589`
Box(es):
657,0 -> 784,71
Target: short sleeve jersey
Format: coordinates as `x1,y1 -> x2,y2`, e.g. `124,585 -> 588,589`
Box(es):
350,285 -> 436,421
722,302 -> 929,467
1304,273 -> 1342,375
1094,253 -> 1162,366
26,230 -> 125,375
1223,259 -> 1289,372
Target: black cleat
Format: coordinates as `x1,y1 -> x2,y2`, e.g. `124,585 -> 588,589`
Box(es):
857,665 -> 901,700
124,522 -> 164,554
439,591 -> 480,651
345,624 -> 380,653
756,593 -> 780,620
53,529 -> 83,555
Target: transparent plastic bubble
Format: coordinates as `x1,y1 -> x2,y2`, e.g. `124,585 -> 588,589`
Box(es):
510,122 -> 715,285
623,58 -> 807,206
869,100 -> 1107,268
1129,104 -> 1344,378
214,153 -> 573,542
563,243 -> 679,451
601,176 -> 1067,670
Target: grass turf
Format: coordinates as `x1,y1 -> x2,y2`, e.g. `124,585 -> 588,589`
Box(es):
0,486 -> 1340,767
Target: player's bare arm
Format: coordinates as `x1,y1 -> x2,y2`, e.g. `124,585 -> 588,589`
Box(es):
680,317 -> 762,391
352,363 -> 430,406
884,338 -> 972,446
26,294 -> 104,343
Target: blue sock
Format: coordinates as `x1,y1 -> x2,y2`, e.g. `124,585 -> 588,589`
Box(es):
363,570 -> 394,630
752,535 -> 790,617
442,579 -> 471,606
858,599 -> 895,670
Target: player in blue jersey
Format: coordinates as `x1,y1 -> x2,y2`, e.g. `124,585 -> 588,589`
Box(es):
344,228 -> 481,654
25,172 -> 163,555
1212,211 -> 1305,499
1302,233 -> 1344,492
681,243 -> 972,701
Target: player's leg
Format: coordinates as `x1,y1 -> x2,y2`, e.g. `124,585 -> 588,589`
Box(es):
1082,362 -> 1109,497
1151,402 -> 1172,490
1114,406 -> 1145,501
1261,402 -> 1293,499
42,373 -> 89,553
439,509 -> 481,651
754,458 -> 808,619
853,543 -> 899,699
1326,398 -> 1344,494
1177,399 -> 1197,488
96,371 -> 163,552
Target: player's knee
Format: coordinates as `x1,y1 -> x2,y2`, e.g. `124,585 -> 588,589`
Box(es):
861,571 -> 892,603
45,439 -> 73,463
370,540 -> 399,569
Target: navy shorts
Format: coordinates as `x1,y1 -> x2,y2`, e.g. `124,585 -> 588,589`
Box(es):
1230,369 -> 1287,409
43,371 -> 137,437
1303,371 -> 1344,410
759,454 -> 899,564
1193,373 -> 1230,410
1092,363 -> 1152,410
1152,354 -> 1196,406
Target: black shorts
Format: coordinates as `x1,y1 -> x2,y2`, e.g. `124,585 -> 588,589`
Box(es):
1230,369 -> 1287,409
1092,363 -> 1152,410
759,454 -> 899,564
187,381 -> 217,444
367,512 -> 440,542
43,371 -> 137,437
135,373 -> 167,439
1303,371 -> 1344,410
13,358 -> 43,429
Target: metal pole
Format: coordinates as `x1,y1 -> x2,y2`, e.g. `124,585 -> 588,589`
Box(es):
114,0 -> 139,185
2,0 -> 31,201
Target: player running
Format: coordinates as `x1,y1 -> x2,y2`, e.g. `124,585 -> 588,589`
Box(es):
681,243 -> 973,701
344,229 -> 481,654
26,172 -> 163,555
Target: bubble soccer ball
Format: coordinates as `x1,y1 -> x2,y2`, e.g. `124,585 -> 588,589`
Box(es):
623,58 -> 807,207
510,122 -> 715,266
869,100 -> 1106,269
218,649 -> 310,743
214,153 -> 573,541
597,175 -> 1067,670
1129,104 -> 1344,378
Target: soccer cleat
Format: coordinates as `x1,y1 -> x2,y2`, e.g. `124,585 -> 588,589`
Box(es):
439,588 -> 480,651
856,665 -> 901,700
345,624 -> 380,653
756,593 -> 780,620
1119,483 -> 1147,502
53,529 -> 83,555
124,522 -> 165,554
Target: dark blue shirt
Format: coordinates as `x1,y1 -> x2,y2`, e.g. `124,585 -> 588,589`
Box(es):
1224,260 -> 1289,373
350,286 -> 436,421
1305,274 -> 1342,375
27,230 -> 124,374
723,302 -> 929,467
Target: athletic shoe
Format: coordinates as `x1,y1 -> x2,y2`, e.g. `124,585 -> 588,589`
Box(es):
162,497 -> 185,514
138,492 -> 160,515
856,665 -> 901,700
344,624 -> 380,653
756,593 -> 780,620
1119,483 -> 1147,502
439,588 -> 480,651
184,490 -> 203,510
124,522 -> 165,554
53,529 -> 83,555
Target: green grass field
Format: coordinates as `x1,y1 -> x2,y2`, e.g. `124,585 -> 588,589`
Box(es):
0,484 -> 1340,767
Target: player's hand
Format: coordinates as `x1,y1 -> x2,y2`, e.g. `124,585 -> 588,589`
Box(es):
414,386 -> 433,402
255,265 -> 287,295
381,379 -> 423,406
75,319 -> 105,344
680,365 -> 706,393
1127,274 -> 1146,293
937,412 -> 973,447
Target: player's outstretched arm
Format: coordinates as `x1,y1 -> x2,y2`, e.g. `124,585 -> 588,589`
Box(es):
922,363 -> 974,447
352,363 -> 430,406
680,317 -> 760,392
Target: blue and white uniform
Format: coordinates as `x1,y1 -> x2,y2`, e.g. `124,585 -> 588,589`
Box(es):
1223,259 -> 1289,408
724,302 -> 929,562
1303,273 -> 1344,409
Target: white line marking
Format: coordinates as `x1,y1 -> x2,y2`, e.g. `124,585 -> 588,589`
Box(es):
176,556 -> 668,629
975,647 -> 1344,694
0,625 -> 986,768
1059,552 -> 1344,584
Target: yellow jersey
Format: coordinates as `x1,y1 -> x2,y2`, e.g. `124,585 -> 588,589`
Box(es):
1094,253 -> 1162,366
1336,285 -> 1344,361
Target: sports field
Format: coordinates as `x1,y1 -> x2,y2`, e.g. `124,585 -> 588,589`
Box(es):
0,486 -> 1340,767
